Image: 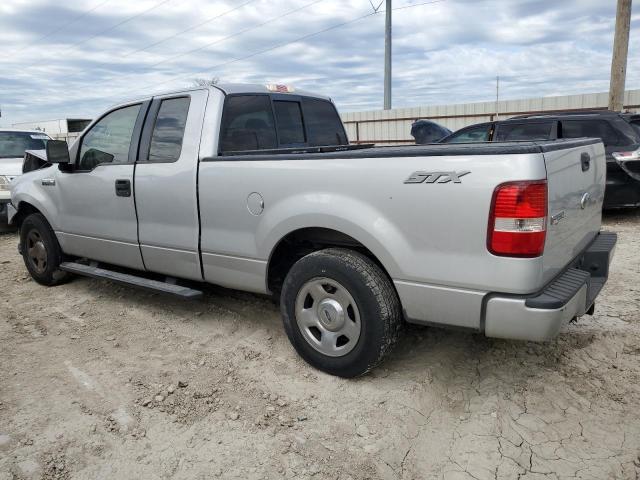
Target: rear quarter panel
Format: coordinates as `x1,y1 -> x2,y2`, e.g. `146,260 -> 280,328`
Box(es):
198,151 -> 552,297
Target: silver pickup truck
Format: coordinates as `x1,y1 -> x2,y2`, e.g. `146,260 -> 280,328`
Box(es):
8,84 -> 616,377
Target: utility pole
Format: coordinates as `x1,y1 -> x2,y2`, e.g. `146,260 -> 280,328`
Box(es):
495,76 -> 500,120
384,0 -> 392,110
608,0 -> 632,111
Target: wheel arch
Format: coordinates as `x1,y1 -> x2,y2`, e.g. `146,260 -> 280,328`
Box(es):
12,200 -> 45,230
266,226 -> 398,296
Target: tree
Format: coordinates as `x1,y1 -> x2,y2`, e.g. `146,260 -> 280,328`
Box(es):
191,77 -> 219,87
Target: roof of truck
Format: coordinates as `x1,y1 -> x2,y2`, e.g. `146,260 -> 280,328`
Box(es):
214,83 -> 331,100
125,83 -> 332,105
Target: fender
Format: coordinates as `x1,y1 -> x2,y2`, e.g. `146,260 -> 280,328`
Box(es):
10,167 -> 61,231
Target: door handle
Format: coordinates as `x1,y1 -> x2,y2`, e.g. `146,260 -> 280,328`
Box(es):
581,152 -> 591,172
115,179 -> 131,197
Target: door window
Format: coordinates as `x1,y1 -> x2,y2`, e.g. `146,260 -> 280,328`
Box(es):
494,122 -> 554,141
442,124 -> 491,143
220,95 -> 277,152
78,104 -> 141,170
148,97 -> 191,162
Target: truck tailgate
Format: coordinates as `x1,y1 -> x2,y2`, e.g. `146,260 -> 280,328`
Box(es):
542,140 -> 606,284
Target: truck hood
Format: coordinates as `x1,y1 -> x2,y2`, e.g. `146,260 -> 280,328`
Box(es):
0,157 -> 25,177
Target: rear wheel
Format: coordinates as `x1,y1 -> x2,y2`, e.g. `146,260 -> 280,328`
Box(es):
20,213 -> 70,286
280,248 -> 402,377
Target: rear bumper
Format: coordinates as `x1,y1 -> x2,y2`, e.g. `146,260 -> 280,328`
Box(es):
604,161 -> 640,208
485,232 -> 617,341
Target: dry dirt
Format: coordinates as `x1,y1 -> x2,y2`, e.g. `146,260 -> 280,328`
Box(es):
1,211 -> 640,480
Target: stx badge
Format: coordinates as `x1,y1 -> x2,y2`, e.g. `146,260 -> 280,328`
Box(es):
404,171 -> 470,184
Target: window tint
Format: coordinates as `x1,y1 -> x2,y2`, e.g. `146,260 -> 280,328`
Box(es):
0,132 -> 48,158
560,120 -> 625,147
494,122 -> 554,141
220,95 -> 277,152
302,98 -> 347,146
79,104 -> 141,170
148,97 -> 190,162
443,124 -> 490,143
274,101 -> 305,145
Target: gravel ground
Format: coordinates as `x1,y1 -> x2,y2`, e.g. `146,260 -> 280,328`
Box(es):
1,211 -> 639,480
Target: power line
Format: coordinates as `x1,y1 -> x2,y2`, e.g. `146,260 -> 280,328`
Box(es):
1,0 -> 112,58
143,0 -> 324,71
50,0 -> 260,84
46,0 -> 324,92
130,0 -> 446,95
121,0 -> 259,58
5,0 -> 174,70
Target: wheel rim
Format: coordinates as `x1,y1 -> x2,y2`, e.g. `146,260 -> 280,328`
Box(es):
294,277 -> 361,357
26,229 -> 47,274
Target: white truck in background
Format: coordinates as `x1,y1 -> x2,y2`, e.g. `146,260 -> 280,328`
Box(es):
0,129 -> 49,229
8,84 -> 616,377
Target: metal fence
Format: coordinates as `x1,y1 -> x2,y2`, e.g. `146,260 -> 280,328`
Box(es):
341,89 -> 640,145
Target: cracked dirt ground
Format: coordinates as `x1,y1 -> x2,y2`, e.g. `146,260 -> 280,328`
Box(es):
1,210 -> 639,480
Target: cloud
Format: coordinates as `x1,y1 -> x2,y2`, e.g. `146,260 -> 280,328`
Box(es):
0,0 -> 638,125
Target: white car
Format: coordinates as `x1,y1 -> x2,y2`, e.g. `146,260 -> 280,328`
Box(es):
0,129 -> 50,228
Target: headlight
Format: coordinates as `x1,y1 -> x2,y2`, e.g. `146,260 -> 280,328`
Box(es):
0,175 -> 18,191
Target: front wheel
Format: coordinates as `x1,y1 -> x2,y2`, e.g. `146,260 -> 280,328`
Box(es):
20,213 -> 70,286
280,248 -> 402,378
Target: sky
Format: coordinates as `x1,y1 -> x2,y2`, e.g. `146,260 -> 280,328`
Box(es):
0,0 -> 638,126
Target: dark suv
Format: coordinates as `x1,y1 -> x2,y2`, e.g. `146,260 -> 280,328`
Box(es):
440,111 -> 640,208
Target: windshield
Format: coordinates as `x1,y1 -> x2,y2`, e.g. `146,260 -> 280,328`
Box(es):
0,132 -> 49,158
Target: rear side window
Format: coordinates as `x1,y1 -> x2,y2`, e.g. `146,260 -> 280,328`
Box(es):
274,101 -> 305,145
148,97 -> 190,162
220,95 -> 277,152
302,98 -> 347,146
442,124 -> 491,143
494,122 -> 554,141
560,119 -> 626,147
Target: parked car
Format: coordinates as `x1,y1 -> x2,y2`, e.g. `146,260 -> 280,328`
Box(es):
410,119 -> 451,144
8,84 -> 615,377
440,110 -> 640,208
0,129 -> 50,229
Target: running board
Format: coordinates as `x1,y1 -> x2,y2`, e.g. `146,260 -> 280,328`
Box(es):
59,262 -> 203,298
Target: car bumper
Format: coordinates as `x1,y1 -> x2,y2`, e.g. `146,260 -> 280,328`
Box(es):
604,180 -> 640,208
604,160 -> 640,208
485,232 -> 617,341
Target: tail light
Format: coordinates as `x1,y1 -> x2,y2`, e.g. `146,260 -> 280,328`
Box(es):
488,180 -> 547,257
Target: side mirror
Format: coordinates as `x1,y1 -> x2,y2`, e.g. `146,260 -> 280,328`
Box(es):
45,140 -> 71,164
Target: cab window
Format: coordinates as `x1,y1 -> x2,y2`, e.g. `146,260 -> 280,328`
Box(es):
274,100 -> 306,145
78,104 -> 141,170
302,98 -> 347,146
219,95 -> 277,152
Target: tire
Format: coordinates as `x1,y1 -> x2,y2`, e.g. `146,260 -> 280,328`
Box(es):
280,248 -> 402,378
20,213 -> 70,286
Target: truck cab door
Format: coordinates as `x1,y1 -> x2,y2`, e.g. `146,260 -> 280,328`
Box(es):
134,89 -> 208,280
55,101 -> 150,269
